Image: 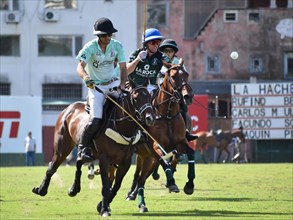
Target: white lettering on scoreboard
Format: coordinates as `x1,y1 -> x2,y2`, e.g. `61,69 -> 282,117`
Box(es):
231,83 -> 293,140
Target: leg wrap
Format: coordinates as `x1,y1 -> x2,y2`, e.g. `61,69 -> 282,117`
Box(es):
137,187 -> 145,207
186,147 -> 195,180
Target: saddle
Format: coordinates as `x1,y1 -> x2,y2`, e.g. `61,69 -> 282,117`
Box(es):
84,94 -> 141,146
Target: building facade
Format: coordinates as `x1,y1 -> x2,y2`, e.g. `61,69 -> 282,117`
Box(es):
0,0 -> 137,165
1,0 -> 292,164
140,0 -> 293,162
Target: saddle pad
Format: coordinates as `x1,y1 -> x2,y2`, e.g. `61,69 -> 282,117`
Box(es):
105,128 -> 141,145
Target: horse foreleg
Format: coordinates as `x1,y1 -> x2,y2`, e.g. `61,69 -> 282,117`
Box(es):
108,161 -> 131,205
97,155 -> 111,217
184,146 -> 195,195
158,157 -> 179,193
126,154 -> 142,201
32,161 -> 56,196
68,160 -> 83,197
201,148 -> 208,164
225,148 -> 230,163
217,149 -> 222,163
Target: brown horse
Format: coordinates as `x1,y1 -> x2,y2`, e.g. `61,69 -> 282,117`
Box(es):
213,127 -> 246,163
32,86 -> 155,217
151,115 -> 217,180
125,59 -> 195,212
193,131 -> 217,163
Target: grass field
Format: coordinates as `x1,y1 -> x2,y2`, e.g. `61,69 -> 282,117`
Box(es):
0,163 -> 292,220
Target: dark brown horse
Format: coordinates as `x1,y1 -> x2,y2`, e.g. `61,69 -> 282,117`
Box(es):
125,59 -> 195,212
213,127 -> 246,163
32,86 -> 155,217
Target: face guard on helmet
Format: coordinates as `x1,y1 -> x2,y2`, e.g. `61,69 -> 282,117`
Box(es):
93,17 -> 118,35
142,28 -> 164,45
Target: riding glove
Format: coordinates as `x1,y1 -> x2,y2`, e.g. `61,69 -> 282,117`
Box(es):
138,50 -> 147,61
83,76 -> 95,89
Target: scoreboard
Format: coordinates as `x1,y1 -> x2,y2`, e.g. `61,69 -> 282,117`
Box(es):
231,83 -> 293,140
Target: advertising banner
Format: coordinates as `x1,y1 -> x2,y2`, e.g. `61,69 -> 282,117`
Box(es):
188,95 -> 208,134
0,96 -> 42,153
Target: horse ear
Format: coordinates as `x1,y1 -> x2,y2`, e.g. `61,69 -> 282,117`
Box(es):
179,58 -> 184,66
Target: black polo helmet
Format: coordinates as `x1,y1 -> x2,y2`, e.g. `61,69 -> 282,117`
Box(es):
93,17 -> 117,35
159,39 -> 179,53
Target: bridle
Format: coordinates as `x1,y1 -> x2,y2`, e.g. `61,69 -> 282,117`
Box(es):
125,86 -> 153,123
154,65 -> 192,119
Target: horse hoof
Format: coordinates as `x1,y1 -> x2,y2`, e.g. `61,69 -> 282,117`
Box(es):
32,187 -> 39,195
125,195 -> 136,201
139,204 -> 148,213
168,184 -> 180,193
102,211 -> 111,217
68,187 -> 80,197
152,173 -> 160,180
87,174 -> 95,180
183,182 -> 194,195
32,187 -> 47,196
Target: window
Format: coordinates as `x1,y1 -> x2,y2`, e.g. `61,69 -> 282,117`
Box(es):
147,0 -> 168,28
208,97 -> 231,118
38,35 -> 82,57
248,12 -> 260,22
224,11 -> 238,23
44,0 -> 77,9
42,83 -> 82,111
0,83 -> 10,95
206,55 -> 220,73
249,57 -> 264,73
0,0 -> 19,11
284,52 -> 293,79
0,35 -> 20,56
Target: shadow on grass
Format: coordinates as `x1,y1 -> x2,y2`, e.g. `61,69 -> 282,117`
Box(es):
128,209 -> 293,217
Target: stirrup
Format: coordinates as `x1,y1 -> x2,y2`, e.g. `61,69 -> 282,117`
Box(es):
77,147 -> 94,163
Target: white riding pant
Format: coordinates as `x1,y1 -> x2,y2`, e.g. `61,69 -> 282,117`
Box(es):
88,80 -> 120,118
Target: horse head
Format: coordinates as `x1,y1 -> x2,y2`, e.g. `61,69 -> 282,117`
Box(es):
163,59 -> 194,104
127,86 -> 155,127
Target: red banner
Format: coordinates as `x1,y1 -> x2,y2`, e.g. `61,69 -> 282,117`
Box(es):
188,95 -> 208,134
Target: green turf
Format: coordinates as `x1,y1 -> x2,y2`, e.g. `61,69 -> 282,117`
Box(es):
0,163 -> 292,219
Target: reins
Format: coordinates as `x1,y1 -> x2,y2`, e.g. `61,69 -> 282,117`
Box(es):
95,85 -> 171,158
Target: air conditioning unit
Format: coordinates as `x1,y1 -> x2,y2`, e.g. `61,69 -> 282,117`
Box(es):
5,11 -> 21,23
44,10 -> 60,22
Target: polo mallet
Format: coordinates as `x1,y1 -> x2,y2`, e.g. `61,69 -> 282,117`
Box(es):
94,86 -> 175,160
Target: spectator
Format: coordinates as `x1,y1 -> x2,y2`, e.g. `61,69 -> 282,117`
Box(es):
24,131 -> 36,166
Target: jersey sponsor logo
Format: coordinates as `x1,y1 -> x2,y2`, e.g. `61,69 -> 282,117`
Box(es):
135,64 -> 157,77
93,60 -> 114,69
